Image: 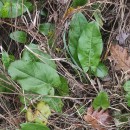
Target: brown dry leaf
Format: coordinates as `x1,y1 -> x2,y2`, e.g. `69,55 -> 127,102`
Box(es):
83,107 -> 113,130
110,44 -> 130,71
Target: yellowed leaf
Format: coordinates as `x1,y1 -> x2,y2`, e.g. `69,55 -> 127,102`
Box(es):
83,107 -> 113,130
26,101 -> 51,125
110,44 -> 130,71
26,107 -> 34,122
34,101 -> 51,125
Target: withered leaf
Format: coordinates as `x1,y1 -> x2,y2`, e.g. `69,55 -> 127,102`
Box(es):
110,44 -> 130,71
83,107 -> 113,130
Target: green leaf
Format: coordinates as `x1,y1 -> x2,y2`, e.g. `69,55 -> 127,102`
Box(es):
22,43 -> 69,96
22,44 -> 56,69
57,76 -> 69,96
39,23 -> 55,46
68,12 -> 88,65
72,0 -> 88,8
2,51 -> 15,69
92,91 -> 110,110
8,60 -> 61,95
20,123 -> 50,130
43,97 -> 64,113
0,1 -> 32,18
8,42 -> 68,113
78,21 -> 103,72
39,23 -> 54,36
10,31 -> 27,44
123,81 -> 130,92
0,1 -> 3,8
93,62 -> 108,78
2,51 -> 10,69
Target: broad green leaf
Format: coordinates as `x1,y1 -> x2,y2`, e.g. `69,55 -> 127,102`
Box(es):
123,81 -> 130,92
22,43 -> 69,95
72,0 -> 88,8
8,60 -> 61,95
22,44 -> 56,69
10,31 -> 27,44
68,12 -> 87,65
26,101 -> 51,125
92,91 -> 110,110
0,1 -> 32,18
43,97 -> 64,113
93,62 -> 108,78
39,23 -> 54,36
78,22 -> 103,72
20,123 -> 50,130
